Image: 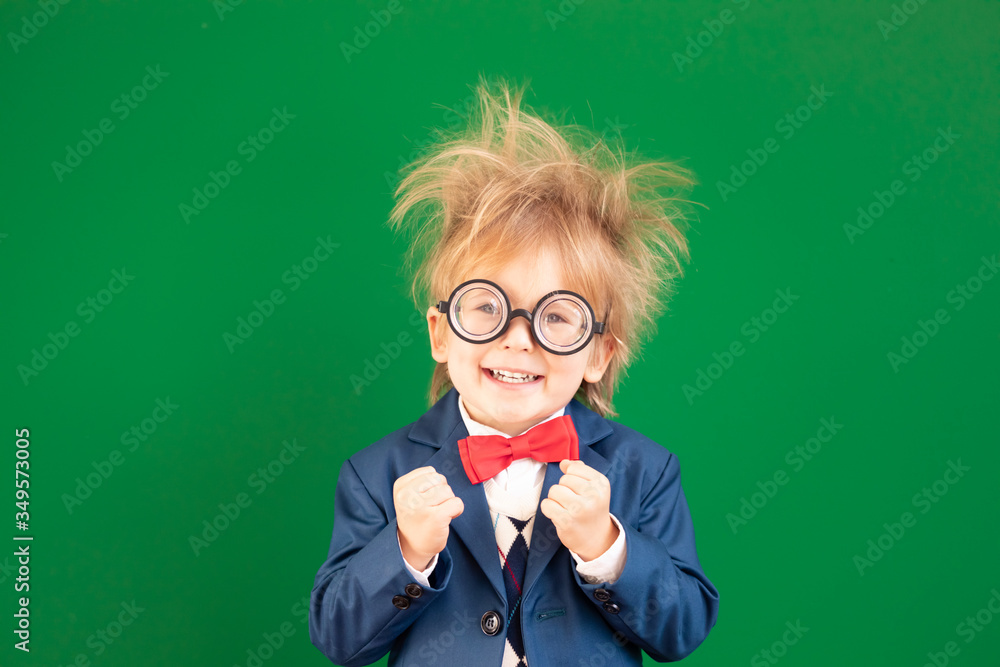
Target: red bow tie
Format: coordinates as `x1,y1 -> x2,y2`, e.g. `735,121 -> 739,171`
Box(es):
457,415 -> 580,485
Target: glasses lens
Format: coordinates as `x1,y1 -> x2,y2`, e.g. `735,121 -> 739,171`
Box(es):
454,286 -> 505,338
538,296 -> 590,351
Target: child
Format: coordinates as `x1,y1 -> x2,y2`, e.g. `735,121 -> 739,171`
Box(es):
310,75 -> 719,666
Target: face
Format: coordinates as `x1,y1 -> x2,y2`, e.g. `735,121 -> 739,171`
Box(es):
427,245 -> 614,436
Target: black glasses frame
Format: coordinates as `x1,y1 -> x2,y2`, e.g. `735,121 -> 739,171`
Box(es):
436,278 -> 608,356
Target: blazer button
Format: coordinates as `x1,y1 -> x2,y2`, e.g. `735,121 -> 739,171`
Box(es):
392,595 -> 410,610
481,611 -> 502,636
404,583 -> 423,598
603,602 -> 621,615
594,588 -> 612,602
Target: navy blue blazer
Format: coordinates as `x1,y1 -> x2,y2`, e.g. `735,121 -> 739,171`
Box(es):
310,387 -> 719,666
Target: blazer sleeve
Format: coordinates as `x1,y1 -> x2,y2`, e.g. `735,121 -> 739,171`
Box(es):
571,450 -> 719,662
309,458 -> 454,666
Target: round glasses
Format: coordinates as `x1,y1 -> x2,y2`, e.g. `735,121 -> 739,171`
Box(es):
436,279 -> 607,356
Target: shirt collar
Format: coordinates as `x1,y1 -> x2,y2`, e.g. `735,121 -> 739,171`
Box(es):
457,394 -> 566,438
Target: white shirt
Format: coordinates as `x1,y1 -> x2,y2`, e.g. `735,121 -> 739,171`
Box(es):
398,396 -> 627,586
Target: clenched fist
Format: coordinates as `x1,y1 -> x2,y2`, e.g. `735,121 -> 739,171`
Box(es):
539,459 -> 619,561
394,466 -> 464,571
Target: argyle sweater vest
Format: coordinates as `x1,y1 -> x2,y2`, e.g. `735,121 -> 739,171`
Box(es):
484,477 -> 540,667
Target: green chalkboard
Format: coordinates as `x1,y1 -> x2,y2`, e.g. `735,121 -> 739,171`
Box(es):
2,1 -> 998,665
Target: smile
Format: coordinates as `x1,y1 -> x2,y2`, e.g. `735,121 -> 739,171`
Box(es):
484,368 -> 541,384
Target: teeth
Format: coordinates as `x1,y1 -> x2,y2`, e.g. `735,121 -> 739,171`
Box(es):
490,369 -> 538,383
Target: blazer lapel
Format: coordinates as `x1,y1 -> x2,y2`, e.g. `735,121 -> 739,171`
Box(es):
522,397 -> 614,598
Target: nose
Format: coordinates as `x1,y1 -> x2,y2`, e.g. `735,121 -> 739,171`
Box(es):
501,310 -> 536,350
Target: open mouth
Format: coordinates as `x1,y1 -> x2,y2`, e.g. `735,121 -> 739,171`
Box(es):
484,368 -> 541,384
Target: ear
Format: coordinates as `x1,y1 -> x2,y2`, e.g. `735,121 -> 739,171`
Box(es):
583,335 -> 615,383
426,306 -> 449,363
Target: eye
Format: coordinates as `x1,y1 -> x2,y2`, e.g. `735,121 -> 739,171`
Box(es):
476,303 -> 498,316
544,312 -> 567,325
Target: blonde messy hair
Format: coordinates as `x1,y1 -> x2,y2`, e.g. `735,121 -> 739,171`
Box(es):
387,74 -> 699,418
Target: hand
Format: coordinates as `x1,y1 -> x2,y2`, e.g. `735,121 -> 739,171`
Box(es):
539,459 -> 619,561
393,466 -> 464,571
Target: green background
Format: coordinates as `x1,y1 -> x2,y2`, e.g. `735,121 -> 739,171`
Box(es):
2,0 -> 998,665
